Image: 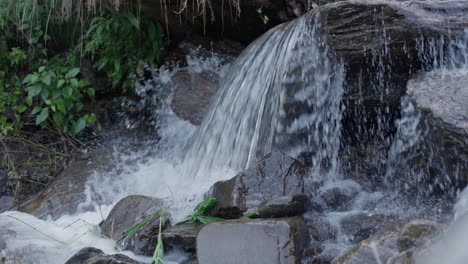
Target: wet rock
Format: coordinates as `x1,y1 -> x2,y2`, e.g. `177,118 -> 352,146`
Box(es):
405,72 -> 468,192
0,196 -> 14,213
197,217 -> 310,264
101,195 -> 168,256
340,213 -> 389,243
207,151 -> 306,218
397,219 -> 440,252
257,193 -> 309,218
331,223 -> 402,264
320,183 -> 360,211
18,147 -> 112,220
64,247 -> 139,264
162,223 -> 203,251
315,0 -> 468,145
305,214 -> 335,242
170,70 -> 220,125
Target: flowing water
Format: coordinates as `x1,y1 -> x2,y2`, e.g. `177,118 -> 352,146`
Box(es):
0,9 -> 467,264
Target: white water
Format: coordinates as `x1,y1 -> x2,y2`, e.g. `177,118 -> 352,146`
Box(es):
0,12 -> 466,264
0,13 -> 345,263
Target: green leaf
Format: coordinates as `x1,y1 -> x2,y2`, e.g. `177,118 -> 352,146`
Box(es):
40,89 -> 49,102
38,66 -> 46,73
63,86 -> 73,99
31,106 -> 42,115
127,14 -> 140,30
193,197 -> 218,216
52,89 -> 61,99
71,118 -> 86,134
25,96 -> 33,106
56,100 -> 66,114
57,79 -> 66,88
66,68 -> 80,78
87,88 -> 95,99
70,78 -> 79,88
17,105 -> 27,113
36,107 -> 49,125
23,74 -> 38,84
27,85 -> 42,97
40,74 -> 51,86
52,112 -> 64,126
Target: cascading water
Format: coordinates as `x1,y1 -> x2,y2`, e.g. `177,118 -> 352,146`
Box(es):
0,3 -> 466,263
182,13 -> 344,178
0,12 -> 345,264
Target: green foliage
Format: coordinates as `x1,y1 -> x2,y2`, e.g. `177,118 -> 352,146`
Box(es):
22,63 -> 96,134
0,43 -> 28,135
119,209 -> 164,242
257,8 -> 269,25
151,208 -> 166,264
179,197 -> 224,225
79,12 -> 164,92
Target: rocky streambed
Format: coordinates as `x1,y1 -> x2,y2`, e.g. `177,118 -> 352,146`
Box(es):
1,0 -> 468,264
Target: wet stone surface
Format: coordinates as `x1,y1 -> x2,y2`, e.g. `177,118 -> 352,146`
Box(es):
207,151 -> 306,218
197,217 -> 310,264
101,195 -> 168,256
162,223 -> 203,251
257,193 -> 309,218
170,70 -> 220,125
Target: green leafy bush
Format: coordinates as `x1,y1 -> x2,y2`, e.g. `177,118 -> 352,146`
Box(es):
79,12 -> 164,92
22,64 -> 97,134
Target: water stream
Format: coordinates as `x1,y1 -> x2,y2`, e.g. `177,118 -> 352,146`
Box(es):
0,9 -> 467,264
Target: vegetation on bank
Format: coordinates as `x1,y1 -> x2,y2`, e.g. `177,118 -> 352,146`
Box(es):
0,0 -> 164,200
0,0 -> 164,136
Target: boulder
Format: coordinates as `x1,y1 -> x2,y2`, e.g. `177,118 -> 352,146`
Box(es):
319,182 -> 360,211
170,70 -> 220,125
64,247 -> 139,264
396,219 -> 440,252
207,151 -> 306,218
197,217 -> 310,264
305,214 -> 335,242
404,72 -> 468,192
314,0 -> 468,145
257,193 -> 309,218
18,147 -> 112,220
162,223 -> 203,251
101,195 -> 168,256
331,223 -> 401,264
340,213 -> 389,243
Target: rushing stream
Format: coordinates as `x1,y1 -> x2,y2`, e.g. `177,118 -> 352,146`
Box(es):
0,7 -> 467,264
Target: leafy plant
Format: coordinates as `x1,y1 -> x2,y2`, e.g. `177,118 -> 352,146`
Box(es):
79,12 -> 164,92
22,63 -> 97,135
179,197 -> 224,225
257,8 -> 269,25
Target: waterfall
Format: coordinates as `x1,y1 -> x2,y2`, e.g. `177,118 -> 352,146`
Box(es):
183,13 -> 344,179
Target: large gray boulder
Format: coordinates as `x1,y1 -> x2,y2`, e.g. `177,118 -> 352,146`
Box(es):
101,195 -> 168,256
170,70 -> 220,125
18,147 -> 112,219
197,217 -> 310,264
207,151 -> 306,218
315,0 -> 468,144
405,72 -> 468,192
